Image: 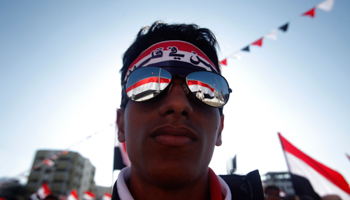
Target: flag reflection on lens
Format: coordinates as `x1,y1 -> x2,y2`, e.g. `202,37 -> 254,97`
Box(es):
125,67 -> 230,107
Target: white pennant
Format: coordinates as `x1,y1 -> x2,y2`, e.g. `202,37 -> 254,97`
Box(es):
229,53 -> 241,60
317,0 -> 335,12
265,29 -> 278,40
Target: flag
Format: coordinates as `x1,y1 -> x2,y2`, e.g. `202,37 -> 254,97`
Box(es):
83,191 -> 95,200
303,8 -> 316,18
229,53 -> 241,60
279,23 -> 289,32
37,182 -> 51,199
219,59 -> 227,66
317,0 -> 335,12
67,189 -> 79,200
265,29 -> 278,40
252,38 -> 263,47
241,46 -> 250,52
43,159 -> 54,167
102,193 -> 111,200
113,130 -> 130,170
278,133 -> 350,200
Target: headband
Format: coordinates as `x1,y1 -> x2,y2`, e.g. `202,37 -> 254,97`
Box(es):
123,40 -> 218,82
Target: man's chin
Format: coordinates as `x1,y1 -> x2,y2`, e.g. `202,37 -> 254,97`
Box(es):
145,163 -> 206,189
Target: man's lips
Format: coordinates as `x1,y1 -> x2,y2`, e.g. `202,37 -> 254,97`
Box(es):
150,126 -> 198,147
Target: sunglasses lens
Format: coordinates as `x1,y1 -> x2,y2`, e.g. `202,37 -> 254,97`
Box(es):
126,67 -> 172,102
187,71 -> 230,107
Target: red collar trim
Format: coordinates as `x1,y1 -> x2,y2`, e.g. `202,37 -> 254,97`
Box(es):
209,168 -> 224,200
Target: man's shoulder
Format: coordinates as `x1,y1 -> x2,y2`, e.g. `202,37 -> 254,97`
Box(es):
219,170 -> 264,200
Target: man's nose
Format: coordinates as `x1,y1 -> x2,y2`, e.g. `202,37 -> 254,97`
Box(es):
158,78 -> 193,118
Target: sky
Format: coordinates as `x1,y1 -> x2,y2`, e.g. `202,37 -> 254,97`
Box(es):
1,0 -> 349,188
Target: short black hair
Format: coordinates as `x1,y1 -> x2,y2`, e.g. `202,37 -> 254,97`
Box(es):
120,21 -> 221,85
265,185 -> 280,194
119,21 -> 224,114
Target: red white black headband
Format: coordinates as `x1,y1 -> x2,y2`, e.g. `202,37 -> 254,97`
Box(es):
123,40 -> 218,82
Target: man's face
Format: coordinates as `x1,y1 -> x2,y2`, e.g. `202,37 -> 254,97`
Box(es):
265,189 -> 281,200
117,75 -> 224,187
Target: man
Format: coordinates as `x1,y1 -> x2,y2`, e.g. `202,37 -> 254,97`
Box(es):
196,89 -> 205,101
264,185 -> 281,200
113,21 -> 263,200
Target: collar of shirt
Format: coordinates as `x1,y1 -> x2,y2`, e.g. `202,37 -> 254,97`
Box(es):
116,167 -> 232,200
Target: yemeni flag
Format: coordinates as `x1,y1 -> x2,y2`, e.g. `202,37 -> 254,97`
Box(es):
30,182 -> 51,200
278,133 -> 350,200
102,193 -> 111,200
67,189 -> 79,200
126,77 -> 171,101
83,191 -> 95,200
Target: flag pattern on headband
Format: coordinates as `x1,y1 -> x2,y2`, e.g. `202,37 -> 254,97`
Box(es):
124,40 -> 218,82
67,189 -> 79,200
219,0 -> 335,66
113,128 -> 130,170
278,133 -> 350,200
83,191 -> 95,200
102,193 -> 112,200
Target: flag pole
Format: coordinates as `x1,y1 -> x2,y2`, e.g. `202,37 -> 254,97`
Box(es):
277,132 -> 297,195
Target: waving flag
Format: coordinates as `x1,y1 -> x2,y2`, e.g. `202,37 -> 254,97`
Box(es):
278,133 -> 350,200
83,191 -> 95,200
67,189 -> 79,200
102,193 -> 111,200
37,182 -> 51,199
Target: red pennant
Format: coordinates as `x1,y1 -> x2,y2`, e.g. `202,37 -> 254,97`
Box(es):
219,59 -> 227,66
252,38 -> 263,47
303,8 -> 315,18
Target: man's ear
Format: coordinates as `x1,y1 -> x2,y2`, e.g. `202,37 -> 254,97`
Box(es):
216,115 -> 224,146
117,109 -> 125,143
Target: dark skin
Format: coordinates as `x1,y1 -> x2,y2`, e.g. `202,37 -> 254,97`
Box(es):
117,76 -> 224,200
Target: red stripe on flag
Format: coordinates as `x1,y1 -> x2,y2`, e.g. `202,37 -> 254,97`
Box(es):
278,133 -> 350,195
126,77 -> 171,93
187,80 -> 215,92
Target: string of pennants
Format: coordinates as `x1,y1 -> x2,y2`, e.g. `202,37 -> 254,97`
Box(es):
219,0 -> 335,66
17,123 -> 114,179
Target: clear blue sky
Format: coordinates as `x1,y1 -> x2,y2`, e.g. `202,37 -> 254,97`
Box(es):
1,0 -> 349,187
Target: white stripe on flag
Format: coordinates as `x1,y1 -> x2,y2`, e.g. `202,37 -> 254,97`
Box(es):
127,82 -> 168,97
286,152 -> 350,200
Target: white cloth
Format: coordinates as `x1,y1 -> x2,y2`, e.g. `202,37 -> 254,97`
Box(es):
116,167 -> 232,200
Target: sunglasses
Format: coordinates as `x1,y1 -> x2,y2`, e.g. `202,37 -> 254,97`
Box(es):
123,66 -> 232,108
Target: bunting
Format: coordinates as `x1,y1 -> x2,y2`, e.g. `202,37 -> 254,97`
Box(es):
15,123 -> 114,180
303,8 -> 316,18
219,0 -> 335,66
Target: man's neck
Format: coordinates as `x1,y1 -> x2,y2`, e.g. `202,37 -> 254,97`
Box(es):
127,167 -> 210,200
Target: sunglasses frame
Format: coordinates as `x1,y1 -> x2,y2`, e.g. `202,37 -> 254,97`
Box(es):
121,66 -> 232,108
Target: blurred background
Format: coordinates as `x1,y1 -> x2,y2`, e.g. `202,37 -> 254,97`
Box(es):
0,0 -> 349,197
